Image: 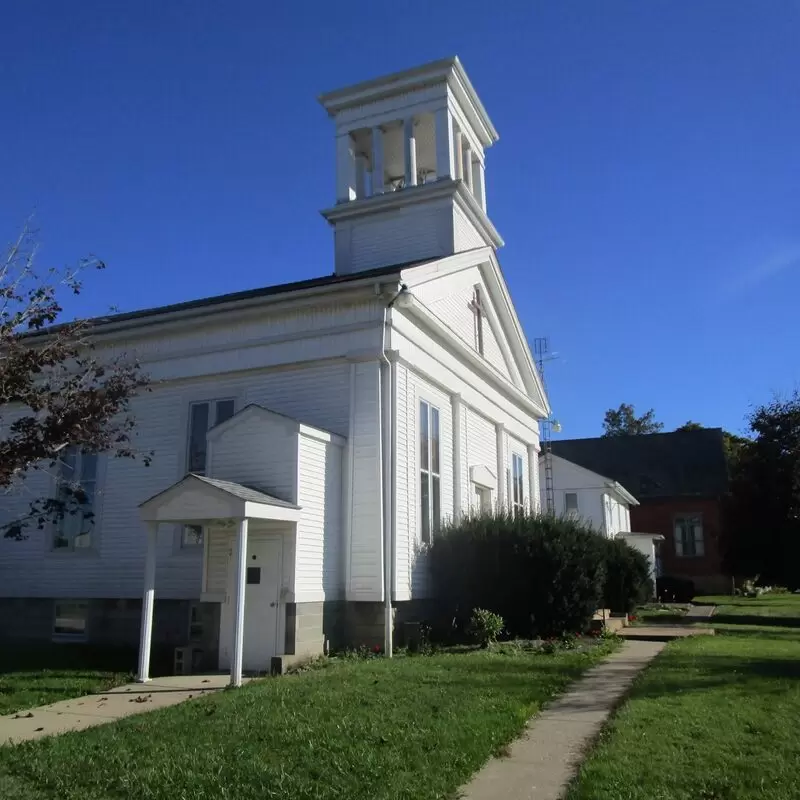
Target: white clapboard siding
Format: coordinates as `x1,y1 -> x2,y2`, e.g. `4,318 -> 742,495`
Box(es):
453,204 -> 486,252
205,528 -> 232,595
295,432 -> 344,601
407,370 -> 453,599
465,407 -> 498,512
394,363 -> 411,600
425,283 -> 514,384
0,361 -> 349,600
348,361 -> 384,600
455,400 -> 470,519
208,409 -> 299,504
340,198 -> 453,273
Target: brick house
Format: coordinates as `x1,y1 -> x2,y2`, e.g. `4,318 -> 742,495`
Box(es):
550,429 -> 730,594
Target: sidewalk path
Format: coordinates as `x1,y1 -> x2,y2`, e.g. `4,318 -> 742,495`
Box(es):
459,640 -> 665,800
0,674 -> 243,745
684,604 -> 716,623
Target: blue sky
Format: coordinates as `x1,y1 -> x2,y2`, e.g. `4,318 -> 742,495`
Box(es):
2,1 -> 798,438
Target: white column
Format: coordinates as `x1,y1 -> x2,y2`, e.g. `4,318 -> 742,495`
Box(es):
473,160 -> 486,211
453,129 -> 463,180
452,394 -> 463,524
434,107 -> 455,180
528,444 -> 540,513
336,133 -> 357,203
355,154 -> 368,199
404,117 -> 418,187
464,143 -> 474,192
136,522 -> 158,683
230,517 -> 249,687
496,423 -> 506,511
371,126 -> 385,195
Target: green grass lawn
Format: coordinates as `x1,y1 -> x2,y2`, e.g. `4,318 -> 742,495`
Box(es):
696,592 -> 800,626
568,596 -> 800,800
0,640 -> 617,800
0,645 -> 133,716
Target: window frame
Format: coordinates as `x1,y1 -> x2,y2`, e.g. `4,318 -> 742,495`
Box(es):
419,399 -> 441,545
182,398 -> 236,548
52,447 -> 100,553
53,599 -> 89,641
511,452 -> 525,515
674,514 -> 704,558
564,491 -> 579,519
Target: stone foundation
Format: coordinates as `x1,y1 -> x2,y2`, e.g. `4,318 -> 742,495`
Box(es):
0,598 -> 220,671
284,601 -> 344,656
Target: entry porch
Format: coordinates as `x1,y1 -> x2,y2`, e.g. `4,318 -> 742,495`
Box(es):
137,473 -> 301,686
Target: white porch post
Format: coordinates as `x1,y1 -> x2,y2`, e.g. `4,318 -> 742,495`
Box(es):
453,129 -> 463,180
496,423 -> 507,511
136,522 -> 158,683
404,117 -> 418,187
463,143 -> 474,192
230,517 -> 249,687
434,107 -> 455,179
528,444 -> 540,513
371,126 -> 385,195
473,160 -> 486,211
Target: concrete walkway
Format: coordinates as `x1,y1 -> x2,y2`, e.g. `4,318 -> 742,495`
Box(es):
0,674 -> 243,745
459,640 -> 665,800
685,604 -> 716,623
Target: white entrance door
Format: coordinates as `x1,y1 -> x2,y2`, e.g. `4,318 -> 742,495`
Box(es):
220,534 -> 282,673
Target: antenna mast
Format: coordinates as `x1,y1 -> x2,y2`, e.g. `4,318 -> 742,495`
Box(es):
534,337 -> 555,514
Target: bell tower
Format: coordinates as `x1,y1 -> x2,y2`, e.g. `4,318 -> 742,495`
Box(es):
319,57 -> 503,275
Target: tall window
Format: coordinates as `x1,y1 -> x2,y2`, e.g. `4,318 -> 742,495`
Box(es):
675,515 -> 704,557
53,447 -> 98,551
184,399 -> 235,547
564,492 -> 579,519
419,400 -> 441,544
511,453 -> 525,516
187,399 -> 235,475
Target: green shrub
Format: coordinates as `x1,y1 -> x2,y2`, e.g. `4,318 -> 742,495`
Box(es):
429,509 -> 608,638
601,537 -> 653,613
467,608 -> 504,647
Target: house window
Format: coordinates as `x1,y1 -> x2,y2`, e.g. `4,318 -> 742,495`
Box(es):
469,285 -> 485,356
474,485 -> 492,513
53,600 -> 88,640
675,515 -> 704,557
512,453 -> 525,516
419,400 -> 441,544
184,399 -> 235,547
53,447 -> 98,551
186,398 -> 236,475
564,492 -> 579,519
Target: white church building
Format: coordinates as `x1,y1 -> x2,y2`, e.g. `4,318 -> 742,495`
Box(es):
0,58 -> 549,683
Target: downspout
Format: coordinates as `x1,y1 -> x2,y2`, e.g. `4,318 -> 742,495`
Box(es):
380,283 -> 408,658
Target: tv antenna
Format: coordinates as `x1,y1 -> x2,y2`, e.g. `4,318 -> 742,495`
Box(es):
533,337 -> 561,514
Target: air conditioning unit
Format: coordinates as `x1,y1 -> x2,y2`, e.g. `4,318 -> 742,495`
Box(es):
173,646 -> 204,676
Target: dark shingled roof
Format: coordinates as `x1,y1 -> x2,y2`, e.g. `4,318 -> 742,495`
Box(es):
550,429 -> 729,499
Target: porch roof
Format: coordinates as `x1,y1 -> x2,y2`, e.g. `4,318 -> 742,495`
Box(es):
139,473 -> 301,524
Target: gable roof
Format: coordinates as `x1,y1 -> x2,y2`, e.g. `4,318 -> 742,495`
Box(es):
207,404 -> 346,446
399,247 -> 550,416
189,474 -> 299,508
27,258 -> 427,338
547,453 -> 639,506
549,429 -> 729,499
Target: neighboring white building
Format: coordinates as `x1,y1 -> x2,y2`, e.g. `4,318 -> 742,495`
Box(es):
542,453 -> 661,596
541,453 -> 637,538
0,58 -> 549,683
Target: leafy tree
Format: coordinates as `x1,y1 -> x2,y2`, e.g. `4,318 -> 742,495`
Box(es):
1,225 -> 149,539
725,393 -> 800,588
676,421 -> 704,431
602,403 -> 664,437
